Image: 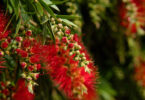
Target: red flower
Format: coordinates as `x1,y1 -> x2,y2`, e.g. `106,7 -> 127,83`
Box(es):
20,62 -> 27,69
62,37 -> 68,43
29,54 -> 40,63
0,11 -> 11,40
19,50 -> 28,58
1,89 -> 9,96
68,43 -> 74,48
131,23 -> 137,33
65,29 -> 71,34
40,34 -> 98,100
26,30 -> 32,36
12,79 -> 34,100
36,64 -> 41,70
16,36 -> 22,42
120,0 -> 145,34
134,59 -> 145,87
16,49 -> 28,58
28,65 -> 34,71
0,82 -> 5,88
73,34 -> 79,42
30,44 -> 42,54
23,39 -> 31,48
1,41 -> 8,48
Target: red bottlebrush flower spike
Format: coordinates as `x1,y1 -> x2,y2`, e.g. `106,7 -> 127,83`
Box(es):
40,34 -> 98,100
119,0 -> 145,35
12,79 -> 34,100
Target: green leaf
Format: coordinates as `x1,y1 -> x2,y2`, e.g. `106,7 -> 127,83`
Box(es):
43,0 -> 51,4
50,5 -> 60,11
41,17 -> 49,24
15,18 -> 21,34
56,15 -> 80,20
9,0 -> 20,20
62,19 -> 78,28
42,0 -> 60,11
39,0 -> 56,18
20,5 -> 31,24
47,22 -> 55,42
34,2 -> 44,16
7,4 -> 13,14
43,0 -> 68,5
50,0 -> 68,5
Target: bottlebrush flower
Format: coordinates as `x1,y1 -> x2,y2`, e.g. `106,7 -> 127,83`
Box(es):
29,54 -> 40,63
0,11 -> 11,39
23,39 -> 31,48
19,50 -> 28,58
39,34 -> 98,100
119,0 -> 145,34
12,79 -> 34,100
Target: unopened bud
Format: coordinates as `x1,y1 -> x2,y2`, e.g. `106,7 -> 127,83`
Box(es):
82,57 -> 86,60
57,18 -> 62,22
69,52 -> 73,56
51,18 -> 55,22
27,76 -> 32,81
0,51 -> 4,57
64,26 -> 69,30
20,62 -> 27,69
81,62 -> 85,67
58,23 -> 63,28
26,30 -> 32,36
76,50 -> 80,54
21,73 -> 26,78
